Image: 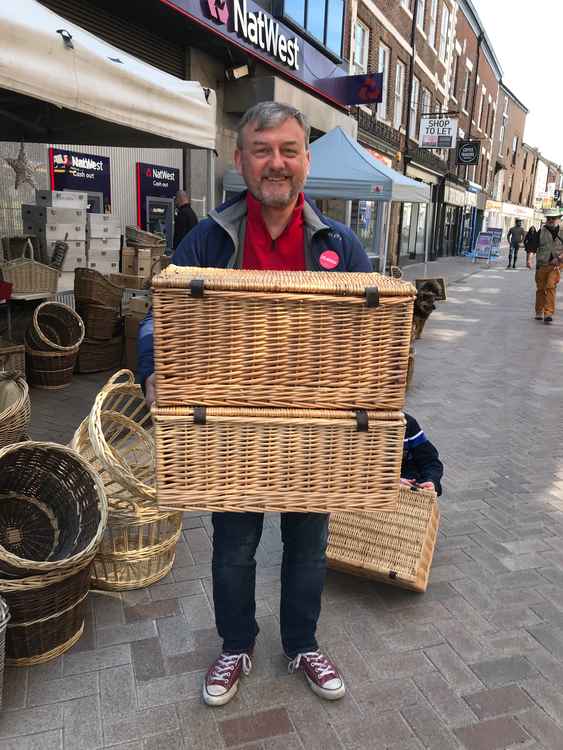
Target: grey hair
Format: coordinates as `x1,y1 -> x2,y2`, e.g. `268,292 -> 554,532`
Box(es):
236,101 -> 310,150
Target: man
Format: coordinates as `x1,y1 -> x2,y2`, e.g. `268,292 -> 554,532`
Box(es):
534,209 -> 563,324
506,218 -> 525,269
173,190 -> 199,250
138,102 -> 371,706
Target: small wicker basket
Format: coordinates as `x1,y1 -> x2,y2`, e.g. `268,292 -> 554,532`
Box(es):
0,557 -> 92,666
0,240 -> 58,296
27,301 -> 85,352
76,336 -> 123,374
25,345 -> 79,390
0,596 -> 10,701
154,406 -> 405,514
0,442 -> 108,578
77,303 -> 122,340
0,372 -> 31,449
152,266 -> 415,411
74,268 -> 122,310
0,340 -> 25,377
326,485 -> 440,592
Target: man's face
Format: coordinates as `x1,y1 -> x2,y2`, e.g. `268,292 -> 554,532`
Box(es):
235,117 -> 310,208
547,216 -> 561,228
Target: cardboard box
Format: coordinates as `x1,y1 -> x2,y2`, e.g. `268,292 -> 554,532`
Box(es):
122,247 -> 136,275
88,237 -> 121,253
37,223 -> 87,241
35,190 -> 88,209
134,248 -> 153,278
87,214 -> 121,238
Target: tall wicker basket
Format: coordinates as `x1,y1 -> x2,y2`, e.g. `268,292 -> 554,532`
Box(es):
326,485 -> 440,592
0,372 -> 31,449
152,267 -> 416,411
0,596 -> 9,702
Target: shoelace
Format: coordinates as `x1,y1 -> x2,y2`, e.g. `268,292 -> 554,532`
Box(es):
209,652 -> 252,684
288,651 -> 337,680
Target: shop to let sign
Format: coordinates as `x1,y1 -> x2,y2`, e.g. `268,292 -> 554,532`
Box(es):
419,116 -> 458,149
49,148 -> 111,209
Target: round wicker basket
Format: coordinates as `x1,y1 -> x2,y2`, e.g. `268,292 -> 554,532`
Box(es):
27,302 -> 85,352
0,372 -> 31,449
0,442 -> 108,577
25,345 -> 79,390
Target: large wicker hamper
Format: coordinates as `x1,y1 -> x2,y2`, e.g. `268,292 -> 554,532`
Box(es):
153,407 -> 405,513
326,485 -> 440,592
152,267 -> 416,411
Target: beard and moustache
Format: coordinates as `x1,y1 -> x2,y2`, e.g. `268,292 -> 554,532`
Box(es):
248,170 -> 304,208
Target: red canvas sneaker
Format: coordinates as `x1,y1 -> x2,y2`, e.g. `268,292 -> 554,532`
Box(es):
202,651 -> 252,706
288,650 -> 346,700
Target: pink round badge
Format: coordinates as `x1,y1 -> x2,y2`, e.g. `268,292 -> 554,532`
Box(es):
319,250 -> 340,269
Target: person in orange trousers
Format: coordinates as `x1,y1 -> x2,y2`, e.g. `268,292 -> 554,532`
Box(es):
535,209 -> 563,324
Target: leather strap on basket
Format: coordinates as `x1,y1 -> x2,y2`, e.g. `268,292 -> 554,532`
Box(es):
193,406 -> 207,425
189,279 -> 205,298
365,286 -> 380,308
355,409 -> 369,432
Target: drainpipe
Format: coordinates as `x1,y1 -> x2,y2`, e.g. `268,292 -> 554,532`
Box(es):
395,0 -> 419,267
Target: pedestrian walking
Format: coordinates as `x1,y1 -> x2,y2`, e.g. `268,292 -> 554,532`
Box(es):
172,190 -> 199,249
138,101 -> 372,707
400,413 -> 444,496
524,225 -> 538,269
534,209 -> 563,324
506,219 -> 526,269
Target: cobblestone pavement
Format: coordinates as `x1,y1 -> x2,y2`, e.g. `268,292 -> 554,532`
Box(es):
4,255 -> 563,749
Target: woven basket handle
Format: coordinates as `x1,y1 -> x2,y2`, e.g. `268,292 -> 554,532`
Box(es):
24,238 -> 34,261
105,369 -> 135,387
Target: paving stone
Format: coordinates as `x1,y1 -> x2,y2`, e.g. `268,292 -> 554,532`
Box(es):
219,707 -> 293,747
92,593 -> 125,628
100,665 -> 135,724
63,644 -> 131,676
453,717 -> 530,750
366,651 -> 436,681
0,705 -> 63,739
123,598 -> 180,622
131,637 -> 166,682
27,673 -> 98,706
463,686 -> 534,719
136,671 -> 204,708
63,695 -> 102,750
96,620 -> 158,648
156,615 -> 195,656
180,593 -> 216,629
0,730 -> 63,750
351,677 -> 421,713
520,676 -> 563,723
469,656 -> 539,688
143,730 -> 186,749
2,668 -> 28,710
425,644 -> 484,692
516,707 -> 563,748
149,579 -> 204,602
415,672 -> 477,726
401,702 -> 461,750
337,710 -> 414,749
176,698 -> 225,750
382,624 -> 444,653
103,706 -> 179,745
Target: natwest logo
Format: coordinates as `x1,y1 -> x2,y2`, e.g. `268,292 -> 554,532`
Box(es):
234,0 -> 299,70
151,168 -> 175,180
207,0 -> 229,24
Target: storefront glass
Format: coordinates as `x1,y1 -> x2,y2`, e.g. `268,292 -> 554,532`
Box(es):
415,203 -> 427,257
400,203 -> 413,257
400,203 -> 428,261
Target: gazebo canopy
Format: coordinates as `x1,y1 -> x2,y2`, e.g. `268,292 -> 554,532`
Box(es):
223,126 -> 431,203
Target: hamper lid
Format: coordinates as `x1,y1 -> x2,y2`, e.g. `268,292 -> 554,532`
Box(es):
152,266 -> 416,299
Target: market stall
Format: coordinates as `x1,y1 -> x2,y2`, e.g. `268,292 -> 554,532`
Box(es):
223,126 -> 430,272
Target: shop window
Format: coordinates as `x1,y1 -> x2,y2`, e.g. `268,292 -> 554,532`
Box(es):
438,4 -> 450,62
282,0 -> 344,56
428,0 -> 438,49
353,20 -> 369,74
377,44 -> 390,120
394,61 -> 406,130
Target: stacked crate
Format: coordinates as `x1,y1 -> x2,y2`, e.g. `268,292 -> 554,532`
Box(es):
151,267 -> 416,515
22,190 -> 88,273
87,214 -> 122,276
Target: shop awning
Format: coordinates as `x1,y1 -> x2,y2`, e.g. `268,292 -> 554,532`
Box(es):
0,0 -> 216,149
224,126 -> 431,202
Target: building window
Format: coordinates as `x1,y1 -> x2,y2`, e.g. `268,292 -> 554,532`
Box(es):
394,61 -> 406,130
499,123 -> 505,155
283,0 -> 344,56
377,43 -> 390,120
462,69 -> 471,112
428,0 -> 438,48
401,0 -> 411,10
478,92 -> 485,130
439,4 -> 450,61
450,53 -> 458,98
353,20 -> 369,74
417,0 -> 426,30
409,76 -> 420,137
422,88 -> 432,116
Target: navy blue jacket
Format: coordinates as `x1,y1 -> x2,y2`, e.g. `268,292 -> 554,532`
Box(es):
402,414 -> 443,496
138,191 -> 372,386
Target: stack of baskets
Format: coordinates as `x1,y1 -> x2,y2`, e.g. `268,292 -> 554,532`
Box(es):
25,301 -> 85,389
0,442 -> 107,665
151,267 -> 416,514
71,371 -> 182,590
0,372 -> 30,448
74,269 -> 124,373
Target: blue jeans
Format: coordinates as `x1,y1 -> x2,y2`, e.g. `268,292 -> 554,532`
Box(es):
211,512 -> 329,658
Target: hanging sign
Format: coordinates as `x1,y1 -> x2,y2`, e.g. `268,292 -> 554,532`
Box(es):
49,148 -> 111,210
136,163 -> 180,229
456,140 -> 481,166
419,115 -> 458,149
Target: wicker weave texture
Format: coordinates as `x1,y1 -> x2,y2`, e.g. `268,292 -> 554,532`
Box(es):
74,268 -> 122,310
0,341 -> 25,377
152,267 -> 415,410
0,559 -> 92,665
28,302 -> 85,352
0,596 -> 9,703
76,336 -> 123,374
326,485 -> 440,592
0,373 -> 31,449
0,257 -> 58,296
91,511 -> 182,591
25,345 -> 78,390
154,407 -> 405,513
76,304 -> 122,340
0,442 -> 108,577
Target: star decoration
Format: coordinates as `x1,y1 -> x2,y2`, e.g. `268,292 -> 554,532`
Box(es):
5,143 -> 38,190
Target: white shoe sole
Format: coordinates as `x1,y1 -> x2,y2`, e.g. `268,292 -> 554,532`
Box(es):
305,674 -> 346,701
202,681 -> 238,707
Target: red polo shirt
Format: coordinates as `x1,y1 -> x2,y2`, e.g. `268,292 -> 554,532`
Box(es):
242,192 -> 306,270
